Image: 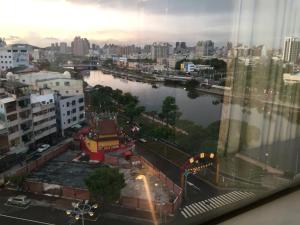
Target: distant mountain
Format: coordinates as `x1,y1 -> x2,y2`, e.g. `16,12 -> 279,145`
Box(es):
10,43 -> 41,49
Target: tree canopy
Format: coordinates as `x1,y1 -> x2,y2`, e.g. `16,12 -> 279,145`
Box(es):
160,96 -> 180,126
85,167 -> 125,204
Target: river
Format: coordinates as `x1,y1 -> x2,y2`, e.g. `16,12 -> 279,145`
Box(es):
84,70 -> 223,127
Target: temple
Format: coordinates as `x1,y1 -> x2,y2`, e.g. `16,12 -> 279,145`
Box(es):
78,117 -> 134,161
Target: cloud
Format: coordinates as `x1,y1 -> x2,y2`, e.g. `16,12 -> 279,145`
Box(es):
44,37 -> 60,42
4,35 -> 22,43
66,0 -> 235,16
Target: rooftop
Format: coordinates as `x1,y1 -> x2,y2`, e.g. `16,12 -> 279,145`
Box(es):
28,150 -> 106,188
0,96 -> 15,104
3,80 -> 28,89
93,119 -> 118,136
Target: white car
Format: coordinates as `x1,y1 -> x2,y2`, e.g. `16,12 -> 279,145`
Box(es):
7,195 -> 31,207
37,144 -> 50,153
139,138 -> 147,143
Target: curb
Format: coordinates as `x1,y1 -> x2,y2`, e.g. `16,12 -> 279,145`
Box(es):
103,212 -> 155,224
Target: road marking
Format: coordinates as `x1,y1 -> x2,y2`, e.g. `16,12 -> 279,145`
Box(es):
187,182 -> 201,192
180,191 -> 255,219
186,205 -> 197,215
181,211 -> 189,218
195,202 -> 207,212
0,214 -> 56,225
191,203 -> 205,213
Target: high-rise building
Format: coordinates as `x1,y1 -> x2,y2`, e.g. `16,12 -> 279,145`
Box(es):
195,40 -> 214,57
175,42 -> 187,53
283,37 -> 300,63
151,42 -> 172,60
59,42 -> 68,54
71,36 -> 90,56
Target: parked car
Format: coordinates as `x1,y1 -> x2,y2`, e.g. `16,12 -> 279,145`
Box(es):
139,138 -> 147,143
7,195 -> 31,207
37,144 -> 50,153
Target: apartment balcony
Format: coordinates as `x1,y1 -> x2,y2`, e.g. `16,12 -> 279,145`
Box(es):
9,144 -> 27,154
20,124 -> 33,135
17,105 -> 31,113
19,115 -> 33,123
5,107 -> 17,114
21,133 -> 33,145
34,127 -> 57,141
32,104 -> 55,114
7,119 -> 19,128
8,131 -> 20,141
33,119 -> 56,132
33,111 -> 56,123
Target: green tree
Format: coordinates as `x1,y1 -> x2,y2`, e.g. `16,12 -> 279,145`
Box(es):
121,92 -> 138,105
85,167 -> 125,204
124,102 -> 145,123
9,175 -> 26,190
149,110 -> 157,121
161,96 -> 180,126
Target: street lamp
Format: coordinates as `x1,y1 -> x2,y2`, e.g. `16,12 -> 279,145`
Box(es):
136,175 -> 159,225
65,200 -> 98,225
265,152 -> 269,171
154,182 -> 165,224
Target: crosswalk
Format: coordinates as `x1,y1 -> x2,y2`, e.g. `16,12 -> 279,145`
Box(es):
180,191 -> 255,219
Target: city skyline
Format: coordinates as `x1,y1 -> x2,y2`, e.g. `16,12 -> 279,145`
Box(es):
1,0 -> 299,48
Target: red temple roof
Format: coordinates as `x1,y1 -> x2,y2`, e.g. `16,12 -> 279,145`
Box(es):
96,119 -> 118,136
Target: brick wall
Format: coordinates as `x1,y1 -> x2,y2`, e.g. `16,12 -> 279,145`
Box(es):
11,142 -> 70,177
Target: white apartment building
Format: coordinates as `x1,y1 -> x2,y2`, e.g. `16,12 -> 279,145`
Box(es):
36,78 -> 84,96
0,45 -> 30,71
31,94 -> 57,143
56,95 -> 85,136
7,71 -> 71,90
0,81 -> 33,154
7,70 -> 83,96
6,70 -> 85,137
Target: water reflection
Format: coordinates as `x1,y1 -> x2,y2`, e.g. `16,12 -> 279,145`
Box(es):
84,70 -> 222,127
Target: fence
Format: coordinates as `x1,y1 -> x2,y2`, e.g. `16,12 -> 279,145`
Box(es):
138,156 -> 183,214
24,180 -> 90,200
15,145 -> 182,215
8,142 -> 71,178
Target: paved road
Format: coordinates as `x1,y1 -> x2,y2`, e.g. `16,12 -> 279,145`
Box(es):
136,142 -> 224,203
0,191 -> 144,225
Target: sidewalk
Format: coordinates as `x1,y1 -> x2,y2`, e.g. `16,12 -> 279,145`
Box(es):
0,188 -> 165,225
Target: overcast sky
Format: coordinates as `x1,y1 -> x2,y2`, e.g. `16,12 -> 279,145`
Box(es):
0,0 -> 299,48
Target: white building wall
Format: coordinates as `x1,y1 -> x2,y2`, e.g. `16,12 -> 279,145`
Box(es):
31,93 -> 57,142
0,45 -> 29,71
36,78 -> 83,96
56,95 -> 85,136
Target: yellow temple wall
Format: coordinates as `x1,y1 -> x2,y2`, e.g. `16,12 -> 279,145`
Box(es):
85,138 -> 119,152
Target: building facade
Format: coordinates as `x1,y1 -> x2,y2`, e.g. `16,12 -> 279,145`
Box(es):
195,40 -> 214,58
151,42 -> 172,60
31,94 -> 57,143
71,36 -> 90,56
283,37 -> 300,63
0,45 -> 30,71
0,81 -> 33,154
56,95 -> 85,136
